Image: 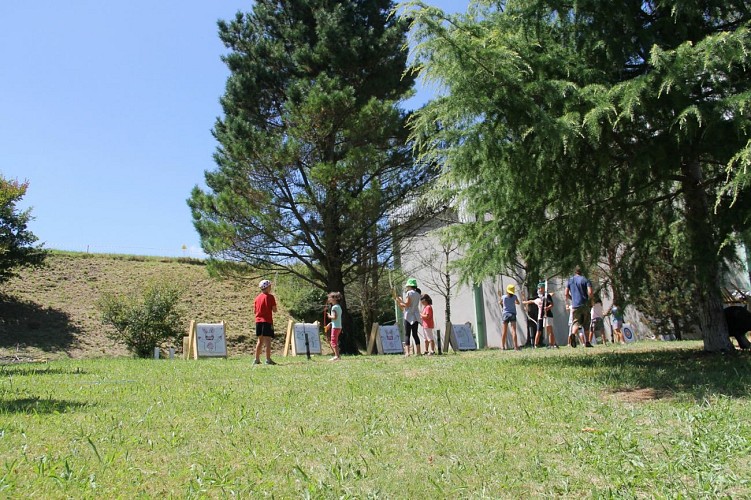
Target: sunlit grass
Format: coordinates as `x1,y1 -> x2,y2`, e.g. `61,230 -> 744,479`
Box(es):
1,342 -> 749,497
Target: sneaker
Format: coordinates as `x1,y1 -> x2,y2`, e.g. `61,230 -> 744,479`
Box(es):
264,359 -> 277,365
253,359 -> 261,365
585,342 -> 594,348
329,356 -> 340,362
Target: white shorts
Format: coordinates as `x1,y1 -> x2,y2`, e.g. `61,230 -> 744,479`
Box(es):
423,327 -> 435,341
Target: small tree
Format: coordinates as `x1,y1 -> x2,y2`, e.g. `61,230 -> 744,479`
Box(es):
98,281 -> 184,358
0,176 -> 46,283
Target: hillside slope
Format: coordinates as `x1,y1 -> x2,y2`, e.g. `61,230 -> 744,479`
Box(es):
0,252 -> 295,360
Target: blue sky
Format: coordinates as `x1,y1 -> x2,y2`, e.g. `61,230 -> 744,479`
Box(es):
1,1 -> 467,258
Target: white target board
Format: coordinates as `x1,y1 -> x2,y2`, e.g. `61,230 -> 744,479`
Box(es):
377,325 -> 404,354
195,322 -> 227,357
450,323 -> 477,351
291,323 -> 322,355
622,323 -> 636,343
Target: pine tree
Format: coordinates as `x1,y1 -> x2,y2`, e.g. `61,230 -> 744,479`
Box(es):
189,1 -> 435,352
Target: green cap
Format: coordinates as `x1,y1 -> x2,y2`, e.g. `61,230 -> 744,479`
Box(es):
406,278 -> 418,288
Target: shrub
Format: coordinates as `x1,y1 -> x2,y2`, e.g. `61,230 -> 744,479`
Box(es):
98,280 -> 185,358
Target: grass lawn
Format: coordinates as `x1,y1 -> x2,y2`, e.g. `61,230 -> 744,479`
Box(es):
1,341 -> 750,498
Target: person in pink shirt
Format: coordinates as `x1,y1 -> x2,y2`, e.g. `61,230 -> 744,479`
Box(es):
420,294 -> 436,355
254,279 -> 278,365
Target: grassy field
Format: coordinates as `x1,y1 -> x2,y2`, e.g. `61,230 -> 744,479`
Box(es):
1,342 -> 750,498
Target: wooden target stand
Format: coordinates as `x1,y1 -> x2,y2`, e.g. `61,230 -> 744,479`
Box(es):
282,319 -> 323,357
184,320 -> 227,359
443,322 -> 478,352
366,323 -> 405,355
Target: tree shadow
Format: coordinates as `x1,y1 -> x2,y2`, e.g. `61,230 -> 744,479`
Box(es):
0,365 -> 87,376
0,294 -> 80,352
0,397 -> 90,414
521,346 -> 751,400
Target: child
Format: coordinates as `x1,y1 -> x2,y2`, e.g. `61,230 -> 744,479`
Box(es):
326,292 -> 343,361
420,294 -> 436,355
590,298 -> 607,345
500,284 -> 521,351
254,279 -> 278,365
609,304 -> 626,344
395,278 -> 421,356
522,282 -> 557,349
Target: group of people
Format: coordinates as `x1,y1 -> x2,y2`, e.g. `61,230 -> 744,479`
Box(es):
250,268 -> 628,365
499,267 -> 628,350
394,278 -> 436,356
252,276 -> 438,362
252,279 -> 345,364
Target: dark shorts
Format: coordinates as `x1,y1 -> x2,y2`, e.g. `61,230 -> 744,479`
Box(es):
572,307 -> 591,330
590,317 -> 604,332
502,312 -> 517,324
255,322 -> 275,338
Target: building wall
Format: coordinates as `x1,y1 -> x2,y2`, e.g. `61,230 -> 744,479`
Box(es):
400,225 -> 574,348
398,222 -> 643,348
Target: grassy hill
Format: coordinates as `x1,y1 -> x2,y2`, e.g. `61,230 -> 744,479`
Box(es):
0,252 -> 297,360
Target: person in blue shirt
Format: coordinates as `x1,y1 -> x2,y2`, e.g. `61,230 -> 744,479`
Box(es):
565,266 -> 594,347
500,284 -> 521,351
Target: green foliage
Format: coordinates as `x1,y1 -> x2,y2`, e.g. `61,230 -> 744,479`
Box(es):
404,0 -> 751,350
98,280 -> 185,358
274,272 -> 327,323
189,0 -> 438,353
0,176 -> 46,283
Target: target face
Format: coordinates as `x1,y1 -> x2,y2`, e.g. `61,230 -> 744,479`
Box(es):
623,324 -> 635,343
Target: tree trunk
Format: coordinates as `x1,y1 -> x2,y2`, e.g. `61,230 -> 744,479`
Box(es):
444,251 -> 452,325
671,316 -> 682,340
681,158 -> 734,352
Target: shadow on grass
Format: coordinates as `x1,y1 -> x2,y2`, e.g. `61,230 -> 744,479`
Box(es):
521,346 -> 751,400
0,397 -> 90,414
0,365 -> 87,377
0,294 -> 80,352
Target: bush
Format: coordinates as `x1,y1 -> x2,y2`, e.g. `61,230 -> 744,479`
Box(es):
98,280 -> 185,358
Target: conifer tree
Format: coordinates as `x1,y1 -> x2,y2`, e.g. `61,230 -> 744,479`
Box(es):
406,0 -> 751,351
189,1 -> 435,352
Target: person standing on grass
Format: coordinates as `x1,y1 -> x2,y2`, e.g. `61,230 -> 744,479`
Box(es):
395,278 -> 421,356
326,292 -> 343,362
609,304 -> 626,344
565,266 -> 594,348
523,282 -> 557,349
254,279 -> 278,365
500,284 -> 521,351
523,295 -> 539,347
590,297 -> 607,345
420,294 -> 436,355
